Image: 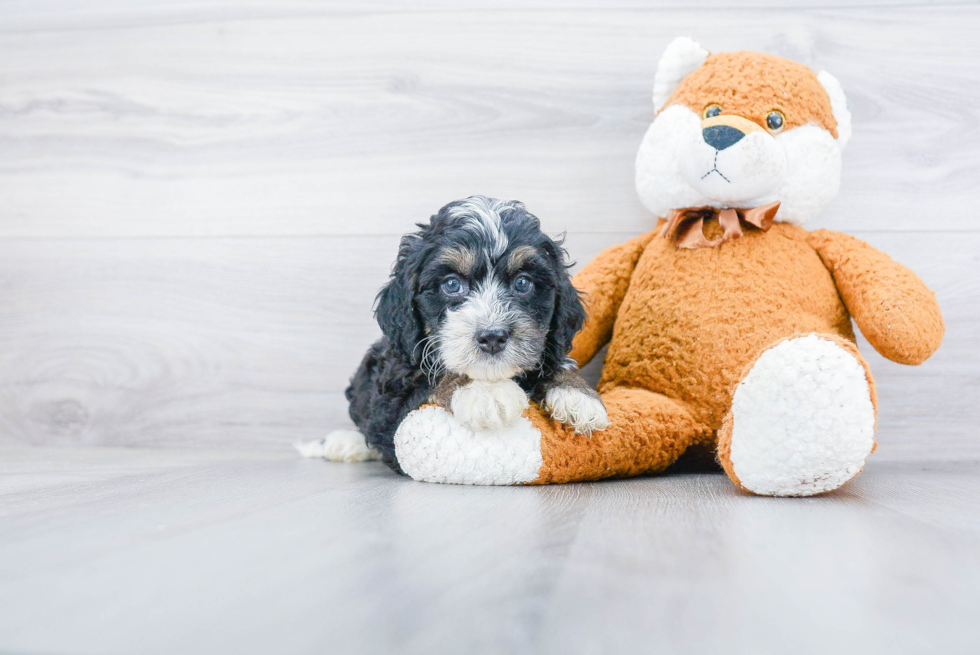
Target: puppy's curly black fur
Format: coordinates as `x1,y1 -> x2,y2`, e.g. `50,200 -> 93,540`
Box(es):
346,196 -> 603,473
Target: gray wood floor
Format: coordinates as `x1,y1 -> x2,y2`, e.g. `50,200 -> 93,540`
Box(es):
2,446 -> 979,655
2,2 -> 980,653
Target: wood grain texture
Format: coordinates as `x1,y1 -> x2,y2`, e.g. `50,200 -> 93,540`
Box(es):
4,0 -> 974,30
1,446 -> 979,654
0,4 -> 978,237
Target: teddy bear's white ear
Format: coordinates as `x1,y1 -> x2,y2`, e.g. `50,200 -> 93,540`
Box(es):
817,70 -> 852,148
653,37 -> 709,113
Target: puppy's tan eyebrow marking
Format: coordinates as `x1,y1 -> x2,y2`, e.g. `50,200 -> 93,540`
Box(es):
507,245 -> 539,273
437,246 -> 477,275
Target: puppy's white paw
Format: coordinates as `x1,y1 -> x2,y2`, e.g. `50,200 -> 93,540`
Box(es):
450,379 -> 529,431
295,429 -> 381,462
544,387 -> 610,435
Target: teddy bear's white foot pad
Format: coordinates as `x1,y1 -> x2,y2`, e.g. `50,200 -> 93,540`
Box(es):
394,406 -> 543,485
295,429 -> 381,462
729,335 -> 876,497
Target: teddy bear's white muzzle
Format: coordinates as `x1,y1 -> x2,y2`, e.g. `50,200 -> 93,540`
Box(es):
679,127 -> 787,206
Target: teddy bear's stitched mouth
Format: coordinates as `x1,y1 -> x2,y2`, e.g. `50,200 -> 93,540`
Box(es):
700,150 -> 731,183
701,168 -> 730,183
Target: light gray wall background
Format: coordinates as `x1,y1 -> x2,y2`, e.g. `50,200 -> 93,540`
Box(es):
0,0 -> 976,456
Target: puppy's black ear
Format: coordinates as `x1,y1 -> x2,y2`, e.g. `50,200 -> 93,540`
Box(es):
375,234 -> 425,364
542,237 -> 586,376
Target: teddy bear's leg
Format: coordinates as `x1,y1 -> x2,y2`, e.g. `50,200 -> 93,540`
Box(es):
528,386 -> 707,484
393,386 -> 706,485
717,333 -> 878,497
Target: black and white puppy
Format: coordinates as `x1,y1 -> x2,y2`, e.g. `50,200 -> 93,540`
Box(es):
306,196 -> 608,473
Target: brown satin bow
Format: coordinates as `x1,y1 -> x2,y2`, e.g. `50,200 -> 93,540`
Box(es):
660,201 -> 781,249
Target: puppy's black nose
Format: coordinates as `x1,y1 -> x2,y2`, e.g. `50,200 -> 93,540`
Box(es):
703,125 -> 745,151
476,329 -> 510,355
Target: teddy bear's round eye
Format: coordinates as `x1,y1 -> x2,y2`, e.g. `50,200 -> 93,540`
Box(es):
703,104 -> 722,119
766,110 -> 785,133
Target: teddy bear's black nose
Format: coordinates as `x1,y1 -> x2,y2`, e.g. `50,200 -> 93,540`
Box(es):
703,125 -> 746,151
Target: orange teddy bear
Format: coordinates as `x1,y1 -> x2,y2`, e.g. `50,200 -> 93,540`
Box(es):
391,37 -> 944,496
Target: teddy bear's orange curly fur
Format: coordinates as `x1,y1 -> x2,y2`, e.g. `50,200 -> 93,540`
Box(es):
517,41 -> 944,495
524,221 -> 943,486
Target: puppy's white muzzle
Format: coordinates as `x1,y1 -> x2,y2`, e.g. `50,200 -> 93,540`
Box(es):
438,279 -> 541,381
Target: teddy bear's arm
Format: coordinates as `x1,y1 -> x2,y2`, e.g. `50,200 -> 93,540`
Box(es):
807,229 -> 944,365
569,231 -> 657,367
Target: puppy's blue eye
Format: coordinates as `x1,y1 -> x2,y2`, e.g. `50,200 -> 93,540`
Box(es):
441,277 -> 464,295
513,275 -> 532,294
